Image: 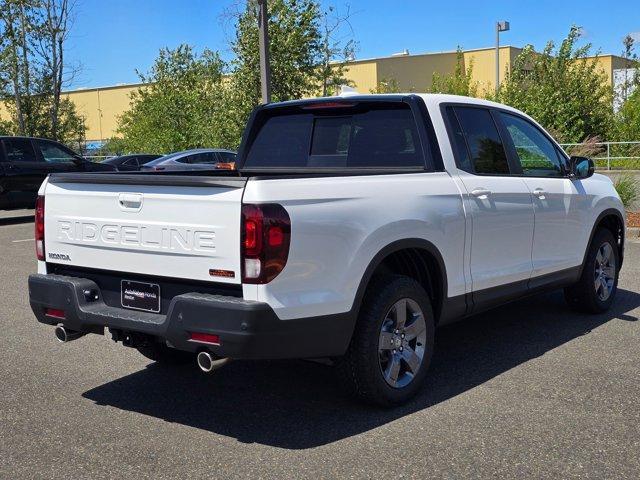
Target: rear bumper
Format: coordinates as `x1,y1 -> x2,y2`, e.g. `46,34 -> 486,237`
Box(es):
28,273 -> 353,359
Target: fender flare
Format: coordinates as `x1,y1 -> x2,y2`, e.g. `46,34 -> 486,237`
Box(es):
579,208 -> 625,276
349,238 -> 448,318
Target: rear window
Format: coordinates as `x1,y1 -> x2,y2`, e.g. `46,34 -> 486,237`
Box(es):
243,103 -> 426,169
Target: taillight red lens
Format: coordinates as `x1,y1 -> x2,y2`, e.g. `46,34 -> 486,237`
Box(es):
35,195 -> 45,261
189,332 -> 220,345
45,308 -> 65,319
268,226 -> 284,247
241,204 -> 291,284
243,205 -> 263,256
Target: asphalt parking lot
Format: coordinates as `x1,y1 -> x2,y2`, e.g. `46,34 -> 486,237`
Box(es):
1,214 -> 638,479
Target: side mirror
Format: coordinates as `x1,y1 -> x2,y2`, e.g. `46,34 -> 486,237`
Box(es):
569,156 -> 594,179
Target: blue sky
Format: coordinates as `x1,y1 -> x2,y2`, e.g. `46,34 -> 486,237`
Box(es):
67,0 -> 639,89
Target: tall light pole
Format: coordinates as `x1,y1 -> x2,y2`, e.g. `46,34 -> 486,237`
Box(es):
495,20 -> 510,94
257,0 -> 272,104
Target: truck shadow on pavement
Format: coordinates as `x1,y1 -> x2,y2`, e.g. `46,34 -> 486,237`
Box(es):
0,215 -> 34,226
82,288 -> 639,449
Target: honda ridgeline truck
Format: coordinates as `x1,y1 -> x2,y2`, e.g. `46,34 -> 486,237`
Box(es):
28,94 -> 625,406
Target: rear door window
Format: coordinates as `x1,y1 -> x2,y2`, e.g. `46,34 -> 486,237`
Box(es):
243,103 -> 425,169
3,139 -> 39,163
450,107 -> 510,175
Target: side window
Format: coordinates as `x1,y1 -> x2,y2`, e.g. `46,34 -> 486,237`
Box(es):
122,158 -> 138,166
555,147 -> 569,169
140,156 -> 158,166
219,152 -> 237,162
190,152 -> 218,164
35,140 -> 78,164
499,112 -> 564,177
3,139 -> 39,163
453,107 -> 510,175
444,107 -> 473,173
175,156 -> 191,164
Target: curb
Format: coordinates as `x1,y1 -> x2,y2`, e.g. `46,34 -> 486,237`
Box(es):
626,227 -> 640,239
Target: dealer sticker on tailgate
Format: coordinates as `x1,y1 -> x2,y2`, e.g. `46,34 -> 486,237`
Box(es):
121,280 -> 161,313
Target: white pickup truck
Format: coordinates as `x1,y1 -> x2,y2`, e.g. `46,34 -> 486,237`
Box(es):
29,94 -> 625,406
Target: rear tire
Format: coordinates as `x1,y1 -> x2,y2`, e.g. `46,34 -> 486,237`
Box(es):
136,342 -> 192,365
337,274 -> 435,407
564,228 -> 619,313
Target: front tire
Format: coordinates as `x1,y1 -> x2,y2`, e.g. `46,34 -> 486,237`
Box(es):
564,228 -> 619,313
337,274 -> 435,407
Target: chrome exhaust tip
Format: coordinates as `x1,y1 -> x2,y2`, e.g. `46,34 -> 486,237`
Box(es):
54,325 -> 85,343
196,351 -> 230,373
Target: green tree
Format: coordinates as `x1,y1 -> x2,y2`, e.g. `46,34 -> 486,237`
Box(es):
498,26 -> 613,143
430,49 -> 478,96
369,78 -> 401,94
116,45 -> 230,153
0,117 -> 12,135
610,88 -> 640,168
317,5 -> 357,96
615,86 -> 640,140
613,35 -> 639,143
224,0 -> 326,143
617,34 -> 639,107
0,0 -> 85,144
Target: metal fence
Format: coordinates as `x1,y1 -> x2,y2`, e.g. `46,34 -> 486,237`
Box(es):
560,141 -> 640,170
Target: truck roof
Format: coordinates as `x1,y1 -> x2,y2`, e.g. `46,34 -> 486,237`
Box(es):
265,92 -> 519,112
264,92 -> 525,117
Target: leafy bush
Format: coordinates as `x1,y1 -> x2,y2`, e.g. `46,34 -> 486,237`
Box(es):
614,174 -> 639,209
430,49 -> 478,97
498,27 -> 613,143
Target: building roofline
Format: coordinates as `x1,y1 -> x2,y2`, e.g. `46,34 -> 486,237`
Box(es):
62,82 -> 147,95
340,45 -> 624,65
342,45 -> 524,65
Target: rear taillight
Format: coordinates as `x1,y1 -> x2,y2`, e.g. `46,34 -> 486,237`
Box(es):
35,195 -> 45,261
45,308 -> 65,319
189,332 -> 220,345
241,204 -> 291,284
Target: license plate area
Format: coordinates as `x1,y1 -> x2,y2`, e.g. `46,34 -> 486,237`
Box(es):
121,280 -> 161,313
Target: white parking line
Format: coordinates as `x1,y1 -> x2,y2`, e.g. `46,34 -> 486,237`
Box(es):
12,238 -> 34,243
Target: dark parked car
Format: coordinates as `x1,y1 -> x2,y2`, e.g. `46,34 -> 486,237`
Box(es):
0,136 -> 115,210
140,149 -> 237,172
102,154 -> 162,172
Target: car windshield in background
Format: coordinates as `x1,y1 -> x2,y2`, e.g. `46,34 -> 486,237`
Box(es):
243,102 -> 425,169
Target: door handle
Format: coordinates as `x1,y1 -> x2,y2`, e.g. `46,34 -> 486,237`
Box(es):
533,188 -> 546,200
470,188 -> 491,199
118,193 -> 143,211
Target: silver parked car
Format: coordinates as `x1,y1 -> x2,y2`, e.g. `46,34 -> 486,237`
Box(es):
140,148 -> 237,172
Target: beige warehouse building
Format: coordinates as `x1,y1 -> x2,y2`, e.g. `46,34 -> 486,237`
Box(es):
0,46 -> 630,144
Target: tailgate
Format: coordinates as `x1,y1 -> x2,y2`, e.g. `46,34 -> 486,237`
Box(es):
43,173 -> 245,284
